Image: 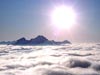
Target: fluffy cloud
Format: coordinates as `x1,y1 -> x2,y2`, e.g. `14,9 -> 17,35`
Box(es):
0,43 -> 100,75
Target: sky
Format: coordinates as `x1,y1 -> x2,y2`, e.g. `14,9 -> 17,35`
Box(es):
0,0 -> 100,43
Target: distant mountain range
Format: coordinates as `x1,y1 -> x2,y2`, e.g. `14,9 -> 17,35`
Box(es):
0,35 -> 71,45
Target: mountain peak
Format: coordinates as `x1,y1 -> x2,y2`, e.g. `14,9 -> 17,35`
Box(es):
15,37 -> 28,45
18,37 -> 26,41
34,35 -> 48,41
13,35 -> 71,45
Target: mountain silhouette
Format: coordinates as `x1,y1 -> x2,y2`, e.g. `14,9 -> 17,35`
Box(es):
0,35 -> 71,45
15,37 -> 29,45
28,35 -> 48,44
14,35 -> 71,45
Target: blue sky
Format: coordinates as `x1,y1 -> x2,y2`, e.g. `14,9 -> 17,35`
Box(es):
0,0 -> 100,43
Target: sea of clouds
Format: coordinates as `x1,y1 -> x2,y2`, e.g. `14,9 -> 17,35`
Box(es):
0,43 -> 100,75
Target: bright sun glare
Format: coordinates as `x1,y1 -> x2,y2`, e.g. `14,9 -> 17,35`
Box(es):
51,5 -> 77,30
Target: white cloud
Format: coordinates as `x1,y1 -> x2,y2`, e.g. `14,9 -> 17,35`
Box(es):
0,43 -> 100,75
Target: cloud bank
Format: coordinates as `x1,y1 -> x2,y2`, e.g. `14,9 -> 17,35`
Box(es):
0,43 -> 100,75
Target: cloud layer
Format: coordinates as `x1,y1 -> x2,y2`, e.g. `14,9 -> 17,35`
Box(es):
0,43 -> 100,75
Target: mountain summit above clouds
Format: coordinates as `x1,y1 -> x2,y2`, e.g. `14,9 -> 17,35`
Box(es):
0,35 -> 71,45
15,35 -> 71,45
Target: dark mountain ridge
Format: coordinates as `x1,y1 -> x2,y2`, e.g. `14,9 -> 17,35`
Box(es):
0,35 -> 71,45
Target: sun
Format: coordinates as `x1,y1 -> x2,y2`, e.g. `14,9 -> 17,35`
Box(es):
51,5 -> 77,30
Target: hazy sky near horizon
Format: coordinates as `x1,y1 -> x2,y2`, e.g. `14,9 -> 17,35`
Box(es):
0,0 -> 100,43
